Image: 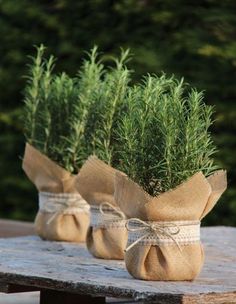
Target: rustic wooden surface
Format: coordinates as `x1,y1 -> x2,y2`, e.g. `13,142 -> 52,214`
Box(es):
0,219 -> 35,238
0,227 -> 235,304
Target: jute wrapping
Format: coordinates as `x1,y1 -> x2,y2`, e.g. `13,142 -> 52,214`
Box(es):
114,170 -> 227,281
76,155 -> 128,260
22,143 -> 90,242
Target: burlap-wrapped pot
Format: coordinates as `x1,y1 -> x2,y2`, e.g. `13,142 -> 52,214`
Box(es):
22,143 -> 90,242
114,170 -> 227,281
76,156 -> 128,259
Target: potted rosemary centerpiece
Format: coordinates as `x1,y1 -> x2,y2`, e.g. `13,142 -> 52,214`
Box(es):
22,45 -> 103,242
113,74 -> 227,280
76,49 -> 131,260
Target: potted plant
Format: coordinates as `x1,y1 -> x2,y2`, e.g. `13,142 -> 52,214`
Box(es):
76,49 -> 131,259
113,74 -> 227,280
22,45 -> 103,242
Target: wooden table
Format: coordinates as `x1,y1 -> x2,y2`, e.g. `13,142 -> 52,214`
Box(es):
0,227 -> 235,304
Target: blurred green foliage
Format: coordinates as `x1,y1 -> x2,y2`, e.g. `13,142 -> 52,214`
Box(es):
0,0 -> 235,225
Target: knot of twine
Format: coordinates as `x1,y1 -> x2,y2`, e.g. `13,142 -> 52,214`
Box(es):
125,218 -> 181,252
39,192 -> 90,225
90,202 -> 126,228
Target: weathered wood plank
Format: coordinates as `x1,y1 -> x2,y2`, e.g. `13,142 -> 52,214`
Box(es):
0,219 -> 35,238
182,292 -> 236,304
0,227 -> 235,303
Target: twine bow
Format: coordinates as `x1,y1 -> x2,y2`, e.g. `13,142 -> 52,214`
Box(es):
125,218 -> 181,252
39,192 -> 90,225
90,202 -> 126,228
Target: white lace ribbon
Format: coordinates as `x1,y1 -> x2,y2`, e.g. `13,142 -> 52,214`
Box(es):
125,218 -> 200,251
39,192 -> 90,224
90,202 -> 126,229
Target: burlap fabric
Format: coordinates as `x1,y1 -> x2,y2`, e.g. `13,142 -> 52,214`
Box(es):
114,170 -> 227,280
22,143 -> 90,242
76,156 -> 128,260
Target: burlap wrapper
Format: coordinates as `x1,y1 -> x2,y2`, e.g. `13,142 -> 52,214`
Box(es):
114,170 -> 227,281
22,143 -> 89,242
76,156 -> 128,259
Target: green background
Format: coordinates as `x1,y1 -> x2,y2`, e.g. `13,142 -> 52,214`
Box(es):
0,0 -> 235,225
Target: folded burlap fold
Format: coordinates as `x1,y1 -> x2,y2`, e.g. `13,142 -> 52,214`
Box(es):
76,156 -> 128,259
22,143 -> 90,242
114,170 -> 227,281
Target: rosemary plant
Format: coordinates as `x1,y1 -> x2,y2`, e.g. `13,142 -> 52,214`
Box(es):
84,49 -> 131,165
115,74 -> 218,195
23,45 -> 104,172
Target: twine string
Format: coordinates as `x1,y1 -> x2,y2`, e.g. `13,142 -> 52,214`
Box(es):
99,202 -> 126,220
125,218 -> 181,252
125,218 -> 200,275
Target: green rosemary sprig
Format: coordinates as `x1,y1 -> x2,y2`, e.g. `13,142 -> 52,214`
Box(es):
23,44 -> 55,153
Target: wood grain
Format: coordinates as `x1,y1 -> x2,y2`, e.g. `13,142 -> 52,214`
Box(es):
0,227 -> 235,303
